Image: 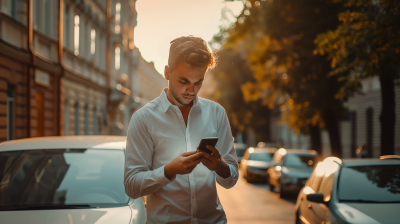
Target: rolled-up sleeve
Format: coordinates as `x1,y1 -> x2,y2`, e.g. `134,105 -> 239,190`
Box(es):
124,111 -> 173,199
215,108 -> 239,189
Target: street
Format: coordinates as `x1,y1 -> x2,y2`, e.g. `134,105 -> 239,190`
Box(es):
217,171 -> 296,224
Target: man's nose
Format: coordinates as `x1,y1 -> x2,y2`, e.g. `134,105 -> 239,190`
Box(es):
186,83 -> 195,94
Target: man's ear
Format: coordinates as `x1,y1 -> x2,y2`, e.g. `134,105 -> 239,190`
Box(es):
164,65 -> 170,80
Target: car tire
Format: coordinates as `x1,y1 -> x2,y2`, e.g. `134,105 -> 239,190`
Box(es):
279,183 -> 287,198
269,180 -> 275,191
295,210 -> 302,224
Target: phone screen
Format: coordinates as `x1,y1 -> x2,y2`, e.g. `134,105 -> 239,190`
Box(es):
198,137 -> 218,154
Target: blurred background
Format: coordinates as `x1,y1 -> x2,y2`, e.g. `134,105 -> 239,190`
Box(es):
1,0 -> 398,158
0,0 -> 399,223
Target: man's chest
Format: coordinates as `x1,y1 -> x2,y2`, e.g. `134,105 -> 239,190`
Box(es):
148,109 -> 218,166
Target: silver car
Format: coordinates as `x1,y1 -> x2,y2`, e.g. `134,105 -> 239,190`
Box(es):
268,149 -> 317,198
295,156 -> 400,224
241,147 -> 276,182
0,136 -> 146,224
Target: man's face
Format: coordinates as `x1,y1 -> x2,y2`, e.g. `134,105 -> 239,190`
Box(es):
165,63 -> 207,106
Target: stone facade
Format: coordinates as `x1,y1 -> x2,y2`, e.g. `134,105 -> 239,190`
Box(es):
0,0 -> 165,142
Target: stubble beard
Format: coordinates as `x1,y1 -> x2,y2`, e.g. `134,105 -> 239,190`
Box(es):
170,87 -> 195,106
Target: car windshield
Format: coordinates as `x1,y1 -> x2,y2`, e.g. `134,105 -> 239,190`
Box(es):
283,154 -> 316,168
249,152 -> 273,162
0,149 -> 129,210
338,165 -> 400,203
234,144 -> 248,157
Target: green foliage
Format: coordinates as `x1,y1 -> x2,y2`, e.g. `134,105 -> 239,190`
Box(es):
202,47 -> 271,142
212,0 -> 345,135
315,0 -> 400,100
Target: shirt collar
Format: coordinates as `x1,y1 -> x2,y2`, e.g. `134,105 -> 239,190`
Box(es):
159,88 -> 202,113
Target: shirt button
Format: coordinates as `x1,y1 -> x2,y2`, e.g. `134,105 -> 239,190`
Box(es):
187,138 -> 189,141
192,196 -> 194,199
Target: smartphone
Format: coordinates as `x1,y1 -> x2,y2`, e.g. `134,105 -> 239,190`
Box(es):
198,137 -> 218,154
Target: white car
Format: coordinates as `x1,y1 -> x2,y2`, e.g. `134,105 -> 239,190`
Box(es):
0,136 -> 146,224
295,156 -> 400,224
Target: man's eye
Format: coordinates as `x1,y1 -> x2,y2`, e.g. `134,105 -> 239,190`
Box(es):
195,82 -> 202,85
180,81 -> 187,84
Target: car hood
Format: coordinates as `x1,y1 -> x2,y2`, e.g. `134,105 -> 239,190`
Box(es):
282,167 -> 313,178
0,206 -> 132,224
247,161 -> 270,168
336,202 -> 400,224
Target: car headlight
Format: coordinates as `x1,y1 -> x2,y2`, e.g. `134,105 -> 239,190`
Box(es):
280,173 -> 298,183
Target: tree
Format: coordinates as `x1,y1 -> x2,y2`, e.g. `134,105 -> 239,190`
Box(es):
201,47 -> 272,144
315,0 -> 400,155
215,0 -> 345,156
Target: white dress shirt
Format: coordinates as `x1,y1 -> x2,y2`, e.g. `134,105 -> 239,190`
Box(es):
124,89 -> 238,224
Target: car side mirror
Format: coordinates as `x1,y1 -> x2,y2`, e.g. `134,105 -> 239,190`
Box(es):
306,193 -> 325,204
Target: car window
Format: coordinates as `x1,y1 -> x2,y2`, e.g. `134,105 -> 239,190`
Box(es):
0,149 -> 129,210
338,165 -> 400,203
248,152 -> 273,162
318,163 -> 339,201
283,154 -> 316,168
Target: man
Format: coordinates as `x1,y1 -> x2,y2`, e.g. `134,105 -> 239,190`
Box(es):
124,36 -> 238,224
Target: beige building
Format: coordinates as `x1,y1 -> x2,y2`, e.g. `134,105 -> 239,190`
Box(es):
61,0 -> 108,136
0,0 -> 168,142
109,0 -> 166,135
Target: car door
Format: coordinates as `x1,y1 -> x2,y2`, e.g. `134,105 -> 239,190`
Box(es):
311,163 -> 339,224
299,169 -> 317,224
241,150 -> 250,175
269,153 -> 282,186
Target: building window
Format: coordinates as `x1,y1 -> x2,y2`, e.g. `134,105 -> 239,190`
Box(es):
63,101 -> 69,135
90,29 -> 96,55
84,106 -> 89,135
44,0 -> 50,35
35,0 -> 50,35
115,46 -> 120,70
351,111 -> 357,158
36,93 -> 44,137
115,3 -> 121,33
366,108 -> 373,158
84,22 -> 88,58
7,85 -> 15,140
74,103 -> 79,135
74,15 -> 80,55
93,108 -> 98,135
36,0 -> 42,30
8,0 -> 17,18
64,7 -> 70,48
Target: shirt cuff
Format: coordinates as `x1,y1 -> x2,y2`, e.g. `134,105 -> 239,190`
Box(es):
154,165 -> 175,186
215,164 -> 238,185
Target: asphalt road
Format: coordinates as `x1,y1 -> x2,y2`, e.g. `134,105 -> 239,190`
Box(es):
217,171 -> 296,224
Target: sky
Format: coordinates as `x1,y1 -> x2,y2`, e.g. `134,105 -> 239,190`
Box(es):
134,0 -> 244,75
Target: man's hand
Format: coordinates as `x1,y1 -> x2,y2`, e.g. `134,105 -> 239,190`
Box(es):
197,145 -> 231,179
164,151 -> 203,180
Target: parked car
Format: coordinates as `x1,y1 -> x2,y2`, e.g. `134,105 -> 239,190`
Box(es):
241,147 -> 276,182
268,148 -> 317,198
0,136 -> 146,224
295,155 -> 400,224
234,143 -> 248,163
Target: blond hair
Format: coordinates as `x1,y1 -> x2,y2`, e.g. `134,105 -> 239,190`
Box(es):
168,36 -> 217,71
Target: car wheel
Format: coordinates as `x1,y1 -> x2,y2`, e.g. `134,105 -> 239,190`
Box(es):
295,210 -> 302,224
269,179 -> 275,191
279,183 -> 287,198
